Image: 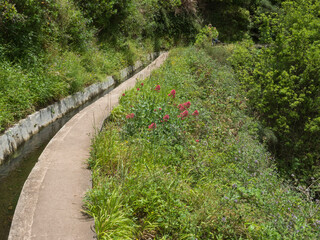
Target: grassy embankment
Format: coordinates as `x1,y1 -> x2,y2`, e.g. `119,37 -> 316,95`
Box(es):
85,46 -> 320,239
1,0 -> 192,134
0,40 -> 155,133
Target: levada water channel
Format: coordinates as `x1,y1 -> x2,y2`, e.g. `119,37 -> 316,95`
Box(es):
0,80 -> 119,239
0,67 -> 141,240
0,51 -> 163,239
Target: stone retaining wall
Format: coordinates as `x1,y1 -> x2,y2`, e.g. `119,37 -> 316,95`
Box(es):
0,52 -> 160,165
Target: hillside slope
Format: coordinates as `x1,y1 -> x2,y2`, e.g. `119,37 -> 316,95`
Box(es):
85,46 -> 320,239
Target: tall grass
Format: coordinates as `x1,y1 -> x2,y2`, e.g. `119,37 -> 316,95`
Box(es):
0,40 -> 154,133
85,47 -> 320,239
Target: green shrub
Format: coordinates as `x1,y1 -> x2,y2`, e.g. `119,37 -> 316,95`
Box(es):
230,0 -> 320,182
194,25 -> 212,48
0,0 -> 94,61
74,0 -> 130,37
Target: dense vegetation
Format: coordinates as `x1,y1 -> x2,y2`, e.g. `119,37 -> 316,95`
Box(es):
0,0 -> 201,132
0,0 -> 271,133
1,0 -> 320,238
86,47 -> 320,239
230,0 -> 320,185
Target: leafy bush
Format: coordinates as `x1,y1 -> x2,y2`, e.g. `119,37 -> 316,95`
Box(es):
198,0 -> 260,41
194,25 -> 212,48
74,0 -> 130,37
0,0 -> 93,61
230,0 -> 320,182
86,47 -> 320,239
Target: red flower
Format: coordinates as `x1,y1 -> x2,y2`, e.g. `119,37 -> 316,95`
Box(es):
137,88 -> 140,91
159,108 -> 162,111
178,110 -> 189,120
178,104 -> 186,111
181,110 -> 189,118
148,122 -> 156,129
141,83 -> 144,86
183,101 -> 191,108
196,139 -> 199,142
168,89 -> 176,98
122,93 -> 125,96
155,85 -> 161,91
163,114 -> 169,122
192,110 -> 199,116
126,113 -> 135,119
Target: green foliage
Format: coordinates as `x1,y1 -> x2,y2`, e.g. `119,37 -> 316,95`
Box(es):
0,39 -> 155,132
0,60 -> 63,132
124,0 -> 199,44
85,187 -> 136,239
0,0 -> 201,133
74,0 -> 199,44
198,0 -> 259,41
230,0 -> 320,182
86,47 -> 320,239
204,44 -> 235,65
194,25 -> 212,48
0,0 -> 93,60
74,0 -> 130,37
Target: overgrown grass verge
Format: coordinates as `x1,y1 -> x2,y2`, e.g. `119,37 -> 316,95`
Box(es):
0,40 -> 154,133
85,47 -> 320,239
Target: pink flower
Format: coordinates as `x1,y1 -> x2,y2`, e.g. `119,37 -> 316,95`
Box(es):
141,83 -> 144,86
192,110 -> 199,116
181,110 -> 189,118
159,108 -> 162,111
126,113 -> 135,119
196,139 -> 199,142
148,122 -> 156,129
155,85 -> 161,91
137,88 -> 140,91
163,114 -> 169,122
178,110 -> 189,120
168,89 -> 176,98
178,104 -> 186,111
183,101 -> 191,108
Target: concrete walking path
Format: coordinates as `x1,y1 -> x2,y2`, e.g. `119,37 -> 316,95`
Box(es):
9,52 -> 169,240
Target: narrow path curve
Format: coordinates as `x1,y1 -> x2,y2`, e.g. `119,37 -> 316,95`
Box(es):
8,52 -> 169,240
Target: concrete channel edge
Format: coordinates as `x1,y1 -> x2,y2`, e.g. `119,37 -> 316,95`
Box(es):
8,52 -> 169,240
0,52 -> 160,165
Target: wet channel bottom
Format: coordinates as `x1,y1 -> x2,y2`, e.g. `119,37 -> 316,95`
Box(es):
0,85 -> 115,240
0,138 -> 47,240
